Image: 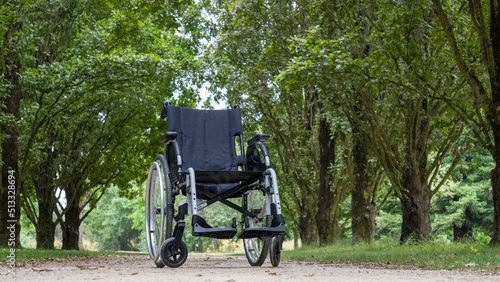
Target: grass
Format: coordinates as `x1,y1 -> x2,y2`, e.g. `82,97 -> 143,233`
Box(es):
282,239 -> 500,271
0,248 -> 146,263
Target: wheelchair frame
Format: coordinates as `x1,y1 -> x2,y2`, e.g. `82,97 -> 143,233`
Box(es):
145,103 -> 285,268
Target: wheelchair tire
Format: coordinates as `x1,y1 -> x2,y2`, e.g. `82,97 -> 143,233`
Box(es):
269,236 -> 281,267
145,155 -> 175,268
242,191 -> 271,267
160,237 -> 188,268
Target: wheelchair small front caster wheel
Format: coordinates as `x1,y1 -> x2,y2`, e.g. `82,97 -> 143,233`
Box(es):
270,236 -> 281,267
160,238 -> 188,268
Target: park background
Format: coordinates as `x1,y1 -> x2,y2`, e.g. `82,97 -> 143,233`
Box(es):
1,0 -> 500,268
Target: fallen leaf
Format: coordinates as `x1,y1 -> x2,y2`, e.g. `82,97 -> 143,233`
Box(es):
131,273 -> 139,275
268,272 -> 278,275
304,274 -> 314,277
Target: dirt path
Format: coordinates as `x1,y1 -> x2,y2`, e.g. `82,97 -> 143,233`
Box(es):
2,254 -> 500,281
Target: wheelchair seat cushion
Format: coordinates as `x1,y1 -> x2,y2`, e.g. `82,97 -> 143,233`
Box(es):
194,171 -> 262,200
196,183 -> 240,200
194,170 -> 262,184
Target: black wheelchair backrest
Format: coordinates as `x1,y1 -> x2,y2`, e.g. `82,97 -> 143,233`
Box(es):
165,104 -> 246,171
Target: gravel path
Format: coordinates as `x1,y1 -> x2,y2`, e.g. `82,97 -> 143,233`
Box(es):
2,254 -> 500,281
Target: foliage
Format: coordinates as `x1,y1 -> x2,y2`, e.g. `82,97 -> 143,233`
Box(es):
1,0 -> 499,253
432,148 -> 495,235
83,185 -> 141,251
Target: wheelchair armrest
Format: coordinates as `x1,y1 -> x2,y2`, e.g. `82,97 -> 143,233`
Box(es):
160,131 -> 177,144
246,138 -> 270,171
247,134 -> 269,146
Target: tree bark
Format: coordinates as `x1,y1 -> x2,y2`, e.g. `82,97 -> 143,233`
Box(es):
0,53 -> 22,248
399,99 -> 432,242
212,238 -> 219,252
453,207 -> 473,242
399,176 -> 431,242
351,130 -> 375,244
399,154 -> 432,242
36,202 -> 56,249
62,186 -> 82,250
487,0 -> 500,246
32,146 -> 58,249
298,203 -> 317,245
315,117 -> 337,246
294,232 -> 299,249
117,236 -> 121,251
488,82 -> 500,245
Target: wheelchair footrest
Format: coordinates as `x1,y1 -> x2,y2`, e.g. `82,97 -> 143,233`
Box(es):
192,215 -> 237,239
238,224 -> 286,239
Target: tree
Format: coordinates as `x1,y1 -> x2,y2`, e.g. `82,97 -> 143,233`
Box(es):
0,0 -> 23,248
210,0 -> 355,245
276,0 -> 468,242
84,185 -> 141,251
432,147 -> 494,241
4,0 -> 203,249
431,0 -> 500,246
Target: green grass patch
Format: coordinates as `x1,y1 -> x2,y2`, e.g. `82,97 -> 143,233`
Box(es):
282,239 -> 500,271
0,248 -> 147,262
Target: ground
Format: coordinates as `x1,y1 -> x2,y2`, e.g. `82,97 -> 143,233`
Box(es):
1,254 -> 500,281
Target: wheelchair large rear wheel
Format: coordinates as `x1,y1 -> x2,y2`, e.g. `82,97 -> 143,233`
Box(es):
145,155 -> 175,268
242,190 -> 271,266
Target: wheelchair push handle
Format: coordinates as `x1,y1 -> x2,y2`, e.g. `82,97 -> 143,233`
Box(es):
160,101 -> 170,119
247,134 -> 269,146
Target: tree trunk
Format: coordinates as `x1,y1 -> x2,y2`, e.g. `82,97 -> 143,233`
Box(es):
488,87 -> 500,245
62,202 -> 81,250
117,236 -> 121,251
196,238 -> 203,252
488,0 -> 500,246
294,232 -> 299,249
491,161 -> 500,245
0,54 -> 22,248
32,147 -> 58,249
351,132 -> 375,244
315,117 -> 337,246
453,206 -> 473,242
399,167 -> 431,242
212,238 -> 219,252
62,184 -> 82,250
399,99 -> 432,243
298,204 -> 317,245
36,203 -> 56,249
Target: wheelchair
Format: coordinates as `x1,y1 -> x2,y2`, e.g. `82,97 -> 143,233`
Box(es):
145,102 -> 285,268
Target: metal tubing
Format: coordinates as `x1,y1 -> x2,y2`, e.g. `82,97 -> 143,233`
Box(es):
186,168 -> 197,215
